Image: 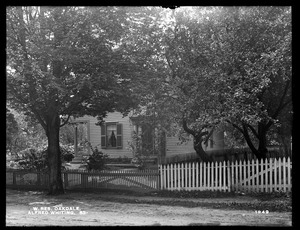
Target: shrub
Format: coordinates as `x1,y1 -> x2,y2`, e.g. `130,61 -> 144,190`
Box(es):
131,157 -> 145,170
60,144 -> 75,162
86,147 -> 108,171
11,144 -> 75,171
16,147 -> 47,171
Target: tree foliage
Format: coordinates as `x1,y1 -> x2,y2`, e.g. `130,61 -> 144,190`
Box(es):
7,7 -> 137,123
213,7 -> 292,159
6,107 -> 48,154
124,6 -> 292,161
6,108 -> 19,152
6,6 -> 138,194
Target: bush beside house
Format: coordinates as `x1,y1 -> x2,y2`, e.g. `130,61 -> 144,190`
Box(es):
6,144 -> 75,170
85,148 -> 108,171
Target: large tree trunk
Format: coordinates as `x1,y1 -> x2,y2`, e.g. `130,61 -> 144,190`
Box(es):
193,134 -> 213,162
46,113 -> 64,195
182,118 -> 213,162
257,125 -> 268,160
241,123 -> 269,160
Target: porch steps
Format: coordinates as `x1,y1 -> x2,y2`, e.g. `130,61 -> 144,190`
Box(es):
71,155 -> 84,164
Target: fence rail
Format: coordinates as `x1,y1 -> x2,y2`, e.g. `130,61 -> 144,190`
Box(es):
6,168 -> 160,191
160,157 -> 292,193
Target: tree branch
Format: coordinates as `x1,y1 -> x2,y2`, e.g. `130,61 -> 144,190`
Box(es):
182,118 -> 195,136
271,80 -> 291,119
30,106 -> 47,131
242,124 -> 259,156
225,119 -> 243,133
164,49 -> 177,80
245,123 -> 259,139
203,127 -> 214,145
265,119 -> 274,131
7,84 -> 29,105
257,87 -> 267,102
60,96 -> 87,115
60,114 -> 71,127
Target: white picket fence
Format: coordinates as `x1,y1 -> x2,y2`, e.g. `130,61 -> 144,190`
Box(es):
159,157 -> 292,193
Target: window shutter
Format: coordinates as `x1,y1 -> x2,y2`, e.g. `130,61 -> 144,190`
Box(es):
116,123 -> 122,149
101,124 -> 106,149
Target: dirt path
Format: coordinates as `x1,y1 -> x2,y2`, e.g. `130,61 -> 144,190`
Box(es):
6,189 -> 292,226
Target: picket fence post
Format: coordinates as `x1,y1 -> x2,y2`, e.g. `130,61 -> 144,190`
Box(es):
259,158 -> 263,192
203,162 -> 206,190
265,158 -> 268,192
207,162 -> 210,190
192,162 -> 195,190
283,157 -> 286,192
167,164 -> 170,190
174,163 -> 178,190
278,157 -> 282,191
255,159 -> 259,192
177,163 -> 180,190
181,163 -> 184,188
223,161 -> 226,191
184,162 -> 187,189
218,161 -> 221,191
250,159 -> 254,192
287,157 -> 291,192
159,165 -> 163,190
230,161 -> 234,192
269,158 -> 273,192
242,160 -> 246,192
235,160 -> 239,192
216,161 -> 219,191
199,162 -> 203,190
170,163 -> 173,191
164,167 -> 167,190
196,162 -> 199,188
274,158 -> 277,191
162,165 -> 165,190
211,161 -> 215,191
227,161 -> 231,192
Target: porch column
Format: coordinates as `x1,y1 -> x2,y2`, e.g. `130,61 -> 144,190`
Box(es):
74,125 -> 78,156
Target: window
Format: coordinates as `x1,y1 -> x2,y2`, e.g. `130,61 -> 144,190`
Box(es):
107,123 -> 117,147
101,122 -> 122,149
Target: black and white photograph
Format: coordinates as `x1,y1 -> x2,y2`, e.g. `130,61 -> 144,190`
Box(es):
6,6 -> 292,226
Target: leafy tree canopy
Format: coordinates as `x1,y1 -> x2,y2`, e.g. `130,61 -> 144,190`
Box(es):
7,6 -> 138,128
124,6 -> 292,160
6,6 -> 140,194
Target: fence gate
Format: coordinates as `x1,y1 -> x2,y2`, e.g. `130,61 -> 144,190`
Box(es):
230,157 -> 292,193
63,169 -> 160,191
